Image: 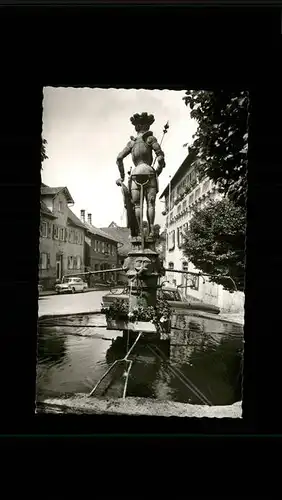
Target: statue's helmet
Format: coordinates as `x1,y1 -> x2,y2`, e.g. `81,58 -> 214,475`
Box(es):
130,112 -> 155,131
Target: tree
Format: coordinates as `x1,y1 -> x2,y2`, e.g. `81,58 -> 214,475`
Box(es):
41,138 -> 48,165
182,198 -> 245,293
183,90 -> 249,207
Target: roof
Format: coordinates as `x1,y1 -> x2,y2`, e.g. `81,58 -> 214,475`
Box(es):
100,225 -> 131,256
159,150 -> 197,199
41,184 -> 74,204
40,200 -> 56,219
67,208 -> 87,229
83,221 -> 121,243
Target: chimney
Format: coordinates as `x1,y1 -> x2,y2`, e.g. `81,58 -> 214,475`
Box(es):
87,213 -> 92,225
80,209 -> 85,223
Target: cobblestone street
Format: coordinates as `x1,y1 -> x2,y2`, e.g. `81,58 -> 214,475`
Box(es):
38,290 -> 106,317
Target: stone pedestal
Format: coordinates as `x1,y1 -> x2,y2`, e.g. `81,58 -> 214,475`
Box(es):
123,240 -> 164,309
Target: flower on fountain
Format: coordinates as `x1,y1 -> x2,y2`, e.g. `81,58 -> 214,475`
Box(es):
128,311 -> 134,319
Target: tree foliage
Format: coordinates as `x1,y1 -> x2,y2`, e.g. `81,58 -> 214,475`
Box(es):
182,198 -> 245,293
183,90 -> 249,207
41,138 -> 48,165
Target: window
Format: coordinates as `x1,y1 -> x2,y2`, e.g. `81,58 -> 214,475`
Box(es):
47,222 -> 52,238
195,187 -> 201,200
178,226 -> 184,247
189,193 -> 194,205
53,225 -> 59,240
40,252 -> 49,270
40,221 -> 47,237
183,200 -> 187,210
59,228 -> 65,241
59,201 -> 63,212
102,242 -> 105,253
177,204 -> 181,214
68,256 -> 74,270
73,256 -> 77,269
76,256 -> 81,270
168,230 -> 175,251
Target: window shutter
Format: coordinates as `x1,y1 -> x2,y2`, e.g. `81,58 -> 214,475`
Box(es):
47,222 -> 52,238
67,256 -> 70,269
64,228 -> 67,242
47,254 -> 50,269
177,228 -> 180,248
39,253 -> 42,269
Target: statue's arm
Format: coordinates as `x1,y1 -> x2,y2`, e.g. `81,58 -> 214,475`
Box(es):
147,136 -> 166,176
116,141 -> 133,181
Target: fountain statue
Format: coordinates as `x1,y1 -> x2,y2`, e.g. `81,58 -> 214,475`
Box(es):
116,113 -> 167,242
115,113 -> 168,316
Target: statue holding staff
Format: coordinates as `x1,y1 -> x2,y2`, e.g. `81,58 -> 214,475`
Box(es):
116,113 -> 168,238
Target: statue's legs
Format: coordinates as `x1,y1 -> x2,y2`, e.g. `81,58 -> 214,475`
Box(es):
131,188 -> 142,232
145,187 -> 156,236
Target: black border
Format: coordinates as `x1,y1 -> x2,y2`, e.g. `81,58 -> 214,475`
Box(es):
0,4 -> 282,475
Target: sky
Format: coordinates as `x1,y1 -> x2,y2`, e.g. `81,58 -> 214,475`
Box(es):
42,87 -> 197,229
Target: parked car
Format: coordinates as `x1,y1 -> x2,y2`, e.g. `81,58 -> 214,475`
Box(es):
102,284 -> 220,315
55,277 -> 88,294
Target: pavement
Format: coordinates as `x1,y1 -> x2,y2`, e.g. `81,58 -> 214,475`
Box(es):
39,284 -> 118,297
38,289 -> 245,326
38,289 -> 106,318
37,394 -> 242,418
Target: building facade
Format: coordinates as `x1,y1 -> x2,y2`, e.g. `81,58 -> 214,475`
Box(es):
159,153 -> 245,314
79,211 -> 119,285
100,222 -> 131,284
39,184 -> 86,289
